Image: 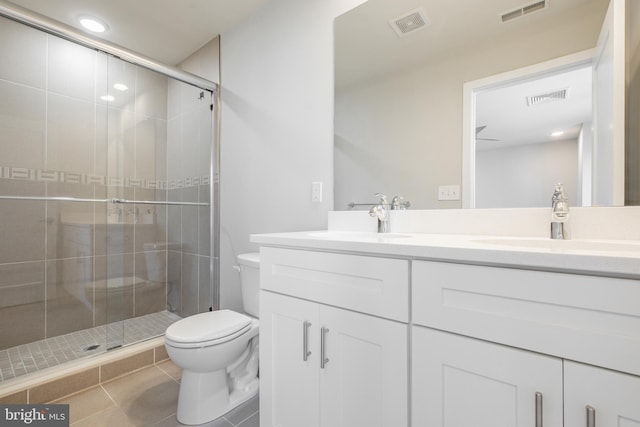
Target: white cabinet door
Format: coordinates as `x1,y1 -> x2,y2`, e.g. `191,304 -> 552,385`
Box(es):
565,361 -> 640,426
412,327 -> 563,427
260,291 -> 320,427
261,290 -> 409,427
320,305 -> 408,427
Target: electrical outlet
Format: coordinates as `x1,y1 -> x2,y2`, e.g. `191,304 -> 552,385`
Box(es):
438,185 -> 460,201
311,181 -> 323,202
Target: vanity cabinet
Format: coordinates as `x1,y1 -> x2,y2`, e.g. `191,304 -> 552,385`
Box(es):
259,247 -> 409,427
413,327 -> 640,427
412,327 -> 563,427
260,292 -> 319,427
564,361 -> 640,426
412,260 -> 640,427
261,291 -> 408,427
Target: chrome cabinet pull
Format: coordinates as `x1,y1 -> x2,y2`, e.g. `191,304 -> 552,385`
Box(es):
302,321 -> 312,361
586,405 -> 596,427
320,327 -> 330,369
535,392 -> 543,427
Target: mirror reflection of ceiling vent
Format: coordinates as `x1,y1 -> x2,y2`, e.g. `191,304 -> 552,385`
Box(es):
526,88 -> 569,107
389,8 -> 430,37
500,0 -> 548,23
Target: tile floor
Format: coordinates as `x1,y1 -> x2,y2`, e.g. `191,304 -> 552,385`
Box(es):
0,311 -> 181,382
52,360 -> 259,427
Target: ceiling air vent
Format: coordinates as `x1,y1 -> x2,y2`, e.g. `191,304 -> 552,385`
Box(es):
526,88 -> 569,107
500,0 -> 548,23
389,8 -> 430,37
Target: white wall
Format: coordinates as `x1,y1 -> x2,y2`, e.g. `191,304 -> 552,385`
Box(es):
578,122 -> 594,206
335,0 -> 606,210
219,0 -> 365,311
476,139 -> 578,208
179,37 -> 220,85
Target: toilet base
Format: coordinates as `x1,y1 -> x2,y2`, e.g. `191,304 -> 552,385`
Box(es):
176,369 -> 259,425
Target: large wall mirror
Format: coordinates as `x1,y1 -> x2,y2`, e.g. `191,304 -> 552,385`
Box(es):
334,0 -> 640,210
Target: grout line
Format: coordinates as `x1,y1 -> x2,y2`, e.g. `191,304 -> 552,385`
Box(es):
99,383 -> 118,408
155,362 -> 181,384
233,410 -> 259,427
0,311 -> 180,386
224,396 -> 259,427
229,409 -> 259,427
68,394 -> 120,427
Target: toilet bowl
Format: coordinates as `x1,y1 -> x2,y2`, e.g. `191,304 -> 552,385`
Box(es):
165,253 -> 260,425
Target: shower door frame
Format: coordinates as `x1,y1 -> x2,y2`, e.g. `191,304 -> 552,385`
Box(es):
0,0 -> 221,316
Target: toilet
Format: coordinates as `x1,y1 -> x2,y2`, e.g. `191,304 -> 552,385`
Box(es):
165,253 -> 260,425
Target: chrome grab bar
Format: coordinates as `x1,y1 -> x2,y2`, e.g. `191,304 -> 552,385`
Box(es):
0,195 -> 209,206
112,198 -> 208,206
347,202 -> 373,208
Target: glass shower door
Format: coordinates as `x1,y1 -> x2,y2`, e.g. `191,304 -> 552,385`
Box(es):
102,54 -> 139,350
0,9 -> 217,386
103,54 -> 214,349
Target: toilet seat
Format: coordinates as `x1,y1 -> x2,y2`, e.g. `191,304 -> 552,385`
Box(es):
165,310 -> 254,349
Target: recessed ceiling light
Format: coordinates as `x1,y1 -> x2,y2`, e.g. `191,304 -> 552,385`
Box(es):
79,16 -> 109,33
113,83 -> 128,92
100,94 -> 115,102
551,131 -> 564,137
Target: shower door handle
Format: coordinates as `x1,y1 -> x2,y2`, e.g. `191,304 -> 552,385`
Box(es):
302,321 -> 312,361
320,327 -> 330,369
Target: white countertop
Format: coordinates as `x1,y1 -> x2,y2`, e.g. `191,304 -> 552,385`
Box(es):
251,231 -> 640,279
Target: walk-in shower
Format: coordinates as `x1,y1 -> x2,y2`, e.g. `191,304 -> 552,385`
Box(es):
0,3 -> 219,384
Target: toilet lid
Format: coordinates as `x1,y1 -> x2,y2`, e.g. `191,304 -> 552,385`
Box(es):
165,310 -> 252,344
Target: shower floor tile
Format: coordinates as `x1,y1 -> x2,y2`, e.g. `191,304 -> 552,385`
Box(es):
0,310 -> 181,382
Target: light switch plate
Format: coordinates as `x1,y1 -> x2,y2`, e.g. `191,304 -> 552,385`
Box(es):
311,181 -> 323,202
438,185 -> 460,201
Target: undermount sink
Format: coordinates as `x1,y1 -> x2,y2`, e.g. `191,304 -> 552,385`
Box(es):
307,231 -> 412,239
475,238 -> 640,253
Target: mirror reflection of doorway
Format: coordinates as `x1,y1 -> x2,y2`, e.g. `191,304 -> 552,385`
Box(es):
474,63 -> 593,208
464,0 -> 627,209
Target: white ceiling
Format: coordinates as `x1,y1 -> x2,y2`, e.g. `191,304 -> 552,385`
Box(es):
6,0 -> 268,65
335,0 -> 607,150
6,0 -> 604,150
476,65 -> 593,150
335,0 -> 605,89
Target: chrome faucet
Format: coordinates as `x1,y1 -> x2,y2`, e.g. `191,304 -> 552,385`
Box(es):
369,193 -> 390,233
391,195 -> 411,210
550,183 -> 570,240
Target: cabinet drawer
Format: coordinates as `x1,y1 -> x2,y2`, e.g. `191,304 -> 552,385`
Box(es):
261,247 -> 409,322
412,260 -> 640,376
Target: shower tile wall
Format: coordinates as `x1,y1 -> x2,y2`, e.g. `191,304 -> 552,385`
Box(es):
0,17 -> 49,350
0,16 -> 210,353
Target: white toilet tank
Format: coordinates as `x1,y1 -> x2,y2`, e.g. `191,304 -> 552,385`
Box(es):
237,253 -> 260,317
